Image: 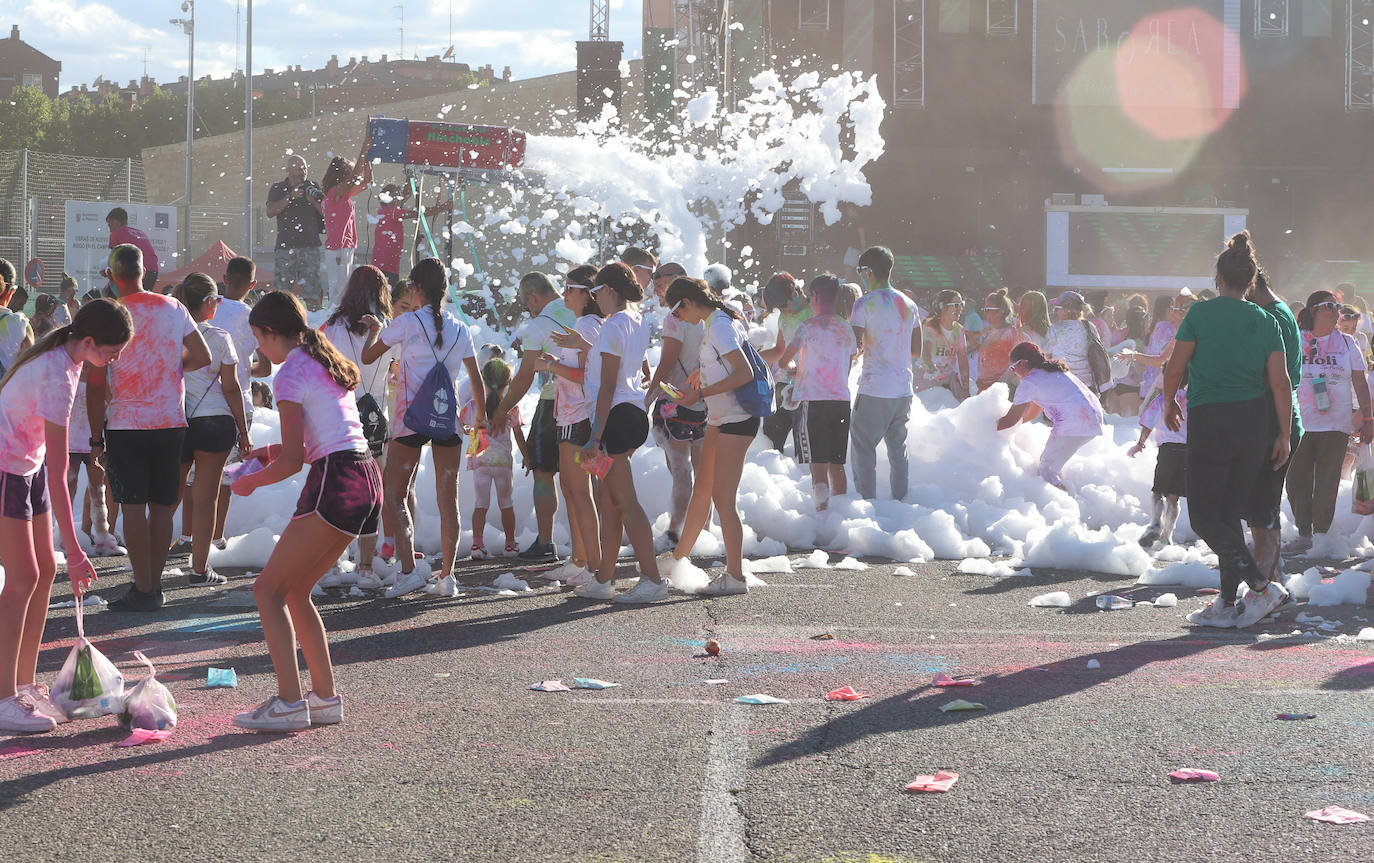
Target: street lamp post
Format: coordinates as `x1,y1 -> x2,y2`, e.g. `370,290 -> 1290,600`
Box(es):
244,0 -> 253,255
171,1 -> 195,265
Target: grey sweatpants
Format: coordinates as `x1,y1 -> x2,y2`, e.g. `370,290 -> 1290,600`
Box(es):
849,394 -> 912,501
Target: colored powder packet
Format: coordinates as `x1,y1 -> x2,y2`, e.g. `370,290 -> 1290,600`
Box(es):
206,668 -> 238,688
905,770 -> 959,793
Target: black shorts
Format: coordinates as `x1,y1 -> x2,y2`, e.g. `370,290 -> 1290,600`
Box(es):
106,427 -> 187,506
393,431 -> 463,449
0,466 -> 50,521
68,452 -> 90,472
601,402 -> 649,456
1152,442 -> 1188,498
529,398 -> 560,473
181,415 -> 238,462
292,450 -> 383,537
1246,414 -> 1301,530
718,416 -> 762,438
795,400 -> 850,464
558,419 -> 592,447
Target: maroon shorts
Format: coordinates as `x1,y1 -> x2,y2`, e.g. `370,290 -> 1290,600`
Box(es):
0,466 -> 50,521
292,450 -> 383,537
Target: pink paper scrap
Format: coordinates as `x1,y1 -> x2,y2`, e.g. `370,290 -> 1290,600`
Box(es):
932,672 -> 977,687
117,728 -> 173,747
824,685 -> 871,702
529,680 -> 572,692
1305,806 -> 1369,824
1168,768 -> 1220,782
905,770 -> 960,793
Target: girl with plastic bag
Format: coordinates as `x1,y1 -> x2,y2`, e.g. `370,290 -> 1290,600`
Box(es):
0,299 -> 133,733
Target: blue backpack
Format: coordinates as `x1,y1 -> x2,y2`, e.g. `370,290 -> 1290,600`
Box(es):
402,315 -> 459,439
711,313 -> 775,418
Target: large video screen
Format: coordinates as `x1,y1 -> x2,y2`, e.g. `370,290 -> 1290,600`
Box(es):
1045,207 -> 1247,291
1032,0 -> 1242,107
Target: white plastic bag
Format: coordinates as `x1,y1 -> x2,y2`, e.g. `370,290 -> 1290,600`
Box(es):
1354,444 -> 1374,516
119,651 -> 177,731
50,600 -> 125,720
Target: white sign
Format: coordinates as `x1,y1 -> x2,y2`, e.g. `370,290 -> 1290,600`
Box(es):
63,201 -> 178,295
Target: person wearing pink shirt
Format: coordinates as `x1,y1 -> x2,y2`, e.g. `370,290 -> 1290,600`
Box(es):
320,137 -> 373,309
369,183 -> 452,286
105,208 -> 158,292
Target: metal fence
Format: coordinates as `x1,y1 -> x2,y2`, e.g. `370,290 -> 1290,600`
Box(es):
0,148 -> 146,283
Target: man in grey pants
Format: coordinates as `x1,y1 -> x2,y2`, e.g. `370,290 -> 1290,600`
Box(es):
848,246 -> 921,500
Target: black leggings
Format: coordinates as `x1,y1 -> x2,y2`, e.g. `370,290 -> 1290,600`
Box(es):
1187,398 -> 1272,604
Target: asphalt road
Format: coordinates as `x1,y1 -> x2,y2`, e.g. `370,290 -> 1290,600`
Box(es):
4,546 -> 1373,863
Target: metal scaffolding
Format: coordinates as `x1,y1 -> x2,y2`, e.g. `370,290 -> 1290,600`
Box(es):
590,0 -> 610,40
1349,0 -> 1374,110
1254,0 -> 1289,38
986,0 -> 1017,36
894,0 -> 925,108
674,0 -> 723,93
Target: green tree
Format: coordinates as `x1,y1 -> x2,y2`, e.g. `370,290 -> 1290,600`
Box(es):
0,85 -> 54,150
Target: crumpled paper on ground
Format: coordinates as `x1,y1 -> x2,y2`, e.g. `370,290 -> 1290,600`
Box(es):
904,770 -> 959,793
932,672 -> 977,687
824,685 -> 870,701
1168,768 -> 1219,782
1304,806 -> 1368,824
117,728 -> 173,747
572,678 -> 620,690
939,699 -> 986,712
530,680 -> 571,692
735,693 -> 789,705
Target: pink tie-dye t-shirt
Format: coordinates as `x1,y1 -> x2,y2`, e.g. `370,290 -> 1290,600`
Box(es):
106,292 -> 198,431
790,314 -> 856,402
0,346 -> 81,476
850,287 -> 919,398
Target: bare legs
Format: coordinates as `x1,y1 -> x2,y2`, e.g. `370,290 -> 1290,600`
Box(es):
0,515 -> 57,698
559,440 -> 600,572
592,450 -> 660,584
672,427 -> 752,580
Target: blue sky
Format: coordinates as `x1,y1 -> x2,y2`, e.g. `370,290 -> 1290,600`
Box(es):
10,0 -> 644,92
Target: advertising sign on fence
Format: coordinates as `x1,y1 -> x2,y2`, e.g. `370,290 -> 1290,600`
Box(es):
63,201 -> 177,295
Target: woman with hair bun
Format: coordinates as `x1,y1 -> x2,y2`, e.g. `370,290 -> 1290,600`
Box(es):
657,275 -> 765,595
1162,231 -> 1293,629
995,341 -> 1104,489
552,261 -> 665,603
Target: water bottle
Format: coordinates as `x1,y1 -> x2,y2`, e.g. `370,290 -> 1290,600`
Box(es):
1314,374 -> 1330,412
1095,594 -> 1134,610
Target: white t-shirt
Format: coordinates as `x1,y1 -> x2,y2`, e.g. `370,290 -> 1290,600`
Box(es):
1044,320 -> 1093,384
107,292 -> 198,431
585,308 -> 649,411
556,315 -> 604,426
1297,329 -> 1366,434
1013,368 -> 1104,437
699,310 -> 752,426
1140,388 -> 1188,446
215,297 -> 257,397
790,314 -> 855,403
379,309 -> 476,438
324,319 -> 392,416
0,308 -> 31,372
69,378 -> 92,454
850,287 -> 919,398
273,347 -> 368,463
183,323 -> 239,419
515,297 -> 578,400
660,312 -> 704,389
0,346 -> 81,476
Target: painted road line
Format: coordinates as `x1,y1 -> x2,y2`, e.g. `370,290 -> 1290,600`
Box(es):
698,703 -> 749,863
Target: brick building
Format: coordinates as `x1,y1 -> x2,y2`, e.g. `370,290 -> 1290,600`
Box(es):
0,24 -> 60,98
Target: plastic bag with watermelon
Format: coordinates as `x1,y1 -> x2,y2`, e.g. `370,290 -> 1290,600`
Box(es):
50,599 -> 125,719
119,651 -> 177,732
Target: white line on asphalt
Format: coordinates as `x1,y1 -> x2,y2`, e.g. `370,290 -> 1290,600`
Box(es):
697,703 -> 750,863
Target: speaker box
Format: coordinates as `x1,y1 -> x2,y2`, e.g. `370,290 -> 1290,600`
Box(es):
577,40 -> 624,122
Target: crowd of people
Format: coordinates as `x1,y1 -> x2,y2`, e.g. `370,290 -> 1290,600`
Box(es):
0,213 -> 1370,732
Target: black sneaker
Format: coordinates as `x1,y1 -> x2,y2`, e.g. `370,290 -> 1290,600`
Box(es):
109,586 -> 164,612
517,540 -> 559,562
169,538 -> 193,555
189,567 -> 228,586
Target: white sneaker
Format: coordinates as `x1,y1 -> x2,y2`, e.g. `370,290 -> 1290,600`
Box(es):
384,563 -> 432,599
423,575 -> 461,598
565,567 -> 596,587
93,534 -> 124,556
573,578 -> 617,600
318,567 -> 345,589
701,573 -> 749,596
614,578 -> 669,604
1232,581 -> 1291,629
305,691 -> 342,725
18,683 -> 68,724
0,692 -> 58,733
354,568 -> 384,591
1186,598 -> 1237,628
540,560 -> 578,581
232,695 -> 310,732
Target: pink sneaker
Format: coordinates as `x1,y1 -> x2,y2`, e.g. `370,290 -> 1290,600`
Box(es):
470,543 -> 489,560
504,541 -> 519,556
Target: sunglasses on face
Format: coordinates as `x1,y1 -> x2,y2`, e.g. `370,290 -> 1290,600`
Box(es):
670,299 -> 684,319
1313,301 -> 1341,312
1342,313 -> 1360,321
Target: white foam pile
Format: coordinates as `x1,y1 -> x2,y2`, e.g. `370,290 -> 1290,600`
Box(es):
1284,568 -> 1371,607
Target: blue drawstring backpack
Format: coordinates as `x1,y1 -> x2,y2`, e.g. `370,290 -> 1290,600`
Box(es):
402,314 -> 459,438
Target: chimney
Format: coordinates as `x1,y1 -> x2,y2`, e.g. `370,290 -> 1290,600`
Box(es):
327,55 -> 338,73
502,66 -> 511,82
426,55 -> 439,64
10,25 -> 19,40
380,54 -> 388,63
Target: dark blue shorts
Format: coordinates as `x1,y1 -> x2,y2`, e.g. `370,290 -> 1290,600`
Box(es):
0,466 -> 50,521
